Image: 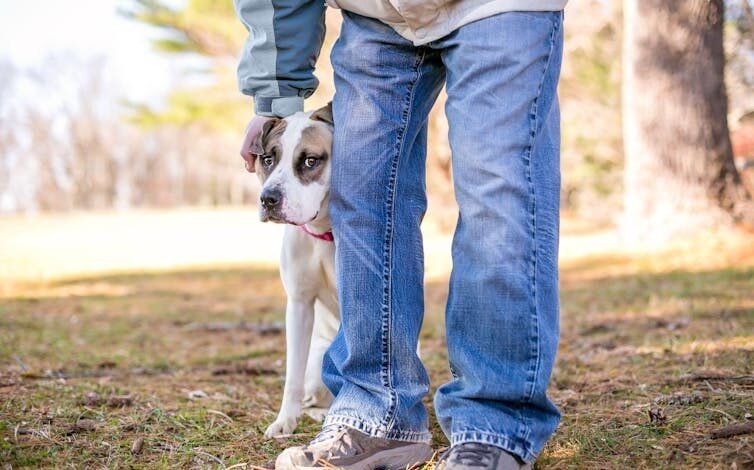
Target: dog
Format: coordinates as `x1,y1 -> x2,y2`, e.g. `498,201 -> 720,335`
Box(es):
247,103 -> 339,438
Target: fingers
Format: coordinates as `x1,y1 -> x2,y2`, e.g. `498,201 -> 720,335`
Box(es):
239,119 -> 256,158
240,115 -> 272,173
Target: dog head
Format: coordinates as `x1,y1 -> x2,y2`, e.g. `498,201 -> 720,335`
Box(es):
250,103 -> 333,226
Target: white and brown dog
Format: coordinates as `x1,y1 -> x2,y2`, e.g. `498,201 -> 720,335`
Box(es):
248,103 -> 339,438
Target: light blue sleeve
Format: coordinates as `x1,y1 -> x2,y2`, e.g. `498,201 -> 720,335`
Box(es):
234,0 -> 326,117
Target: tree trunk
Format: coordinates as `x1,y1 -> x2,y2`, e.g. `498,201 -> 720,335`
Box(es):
622,0 -> 754,242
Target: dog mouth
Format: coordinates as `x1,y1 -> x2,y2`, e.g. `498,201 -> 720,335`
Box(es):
260,210 -> 319,226
260,211 -> 285,224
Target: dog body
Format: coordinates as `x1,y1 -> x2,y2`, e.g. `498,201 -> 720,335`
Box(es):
250,105 -> 339,438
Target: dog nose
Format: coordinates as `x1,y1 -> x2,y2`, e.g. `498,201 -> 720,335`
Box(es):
260,189 -> 282,208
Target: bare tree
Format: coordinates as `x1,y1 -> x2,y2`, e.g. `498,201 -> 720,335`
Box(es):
622,0 -> 754,241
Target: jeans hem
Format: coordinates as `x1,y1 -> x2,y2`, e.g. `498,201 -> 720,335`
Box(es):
452,431 -> 536,464
324,414 -> 431,444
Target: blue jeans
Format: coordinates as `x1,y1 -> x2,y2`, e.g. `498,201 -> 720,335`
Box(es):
322,10 -> 563,463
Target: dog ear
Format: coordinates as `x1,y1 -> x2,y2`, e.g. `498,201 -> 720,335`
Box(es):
310,102 -> 333,126
250,118 -> 281,156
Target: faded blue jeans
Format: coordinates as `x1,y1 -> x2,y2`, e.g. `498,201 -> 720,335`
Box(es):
322,9 -> 563,463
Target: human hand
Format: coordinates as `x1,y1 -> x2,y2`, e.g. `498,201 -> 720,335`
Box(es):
239,115 -> 272,173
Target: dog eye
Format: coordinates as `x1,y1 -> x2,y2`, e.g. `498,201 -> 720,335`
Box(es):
262,155 -> 275,167
304,157 -> 320,168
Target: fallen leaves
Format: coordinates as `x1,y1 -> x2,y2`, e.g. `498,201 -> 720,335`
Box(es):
653,391 -> 705,406
648,406 -> 668,424
131,436 -> 145,455
82,391 -> 102,406
65,419 -> 97,435
80,391 -> 134,407
107,395 -> 134,407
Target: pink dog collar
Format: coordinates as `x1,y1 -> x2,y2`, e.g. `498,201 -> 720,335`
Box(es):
300,225 -> 334,242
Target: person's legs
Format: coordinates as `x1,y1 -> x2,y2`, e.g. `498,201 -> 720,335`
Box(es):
432,11 -> 564,464
322,11 -> 445,441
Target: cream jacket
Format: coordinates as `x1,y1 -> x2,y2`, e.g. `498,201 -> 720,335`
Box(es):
235,0 -> 567,117
327,0 -> 567,45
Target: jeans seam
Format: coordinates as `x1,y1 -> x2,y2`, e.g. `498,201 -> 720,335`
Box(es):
520,11 -> 561,450
379,47 -> 427,433
523,10 -> 561,404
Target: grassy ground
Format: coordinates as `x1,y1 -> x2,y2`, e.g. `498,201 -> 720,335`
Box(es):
1,211 -> 753,468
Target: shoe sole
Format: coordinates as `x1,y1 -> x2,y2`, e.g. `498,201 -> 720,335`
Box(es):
276,443 -> 434,470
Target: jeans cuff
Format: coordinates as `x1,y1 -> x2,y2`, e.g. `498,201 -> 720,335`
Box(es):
324,414 -> 431,443
452,431 -> 535,464
253,96 -> 304,117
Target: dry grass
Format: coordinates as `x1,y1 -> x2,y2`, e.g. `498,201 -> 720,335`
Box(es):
1,210 -> 753,468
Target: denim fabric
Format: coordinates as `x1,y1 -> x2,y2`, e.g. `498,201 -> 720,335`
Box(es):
322,10 -> 563,463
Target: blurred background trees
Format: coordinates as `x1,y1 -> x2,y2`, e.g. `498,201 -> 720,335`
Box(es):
1,0 -> 753,239
0,56 -> 254,213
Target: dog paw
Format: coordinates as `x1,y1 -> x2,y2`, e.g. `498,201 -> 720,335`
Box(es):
264,415 -> 298,438
302,407 -> 328,422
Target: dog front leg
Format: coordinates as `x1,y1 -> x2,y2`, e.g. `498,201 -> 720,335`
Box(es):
264,297 -> 314,438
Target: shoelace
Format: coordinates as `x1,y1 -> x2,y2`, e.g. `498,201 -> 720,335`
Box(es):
309,424 -> 346,445
437,442 -> 497,467
307,425 -> 364,460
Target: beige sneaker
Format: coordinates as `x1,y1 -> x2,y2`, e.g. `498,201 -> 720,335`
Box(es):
275,424 -> 434,469
435,443 -> 531,470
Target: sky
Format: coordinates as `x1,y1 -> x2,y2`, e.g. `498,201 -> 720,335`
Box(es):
0,0 -> 191,105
